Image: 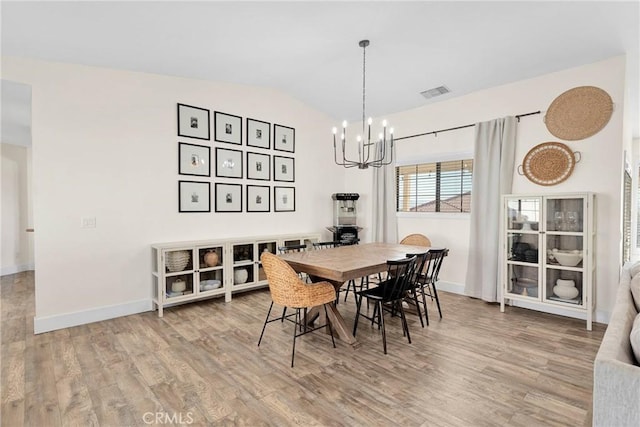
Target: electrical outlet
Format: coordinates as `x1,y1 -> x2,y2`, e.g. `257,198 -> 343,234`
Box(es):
81,217 -> 96,228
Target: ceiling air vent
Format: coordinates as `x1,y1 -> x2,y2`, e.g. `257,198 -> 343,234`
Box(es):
420,85 -> 450,99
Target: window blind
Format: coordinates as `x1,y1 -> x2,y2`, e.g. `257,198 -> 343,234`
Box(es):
396,159 -> 473,212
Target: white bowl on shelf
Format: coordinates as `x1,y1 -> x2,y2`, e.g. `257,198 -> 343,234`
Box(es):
552,250 -> 583,267
200,279 -> 221,291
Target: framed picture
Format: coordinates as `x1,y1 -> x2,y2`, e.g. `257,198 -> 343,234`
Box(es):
273,156 -> 295,182
177,103 -> 210,140
274,186 -> 295,212
179,142 -> 210,177
214,111 -> 242,145
246,185 -> 270,212
274,124 -> 295,152
215,147 -> 243,179
215,183 -> 242,212
247,152 -> 271,181
179,181 -> 210,213
246,118 -> 271,149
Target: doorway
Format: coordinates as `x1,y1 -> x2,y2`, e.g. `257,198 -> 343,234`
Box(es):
1,79 -> 34,275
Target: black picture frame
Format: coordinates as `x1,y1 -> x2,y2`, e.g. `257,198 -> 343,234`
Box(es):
274,124 -> 295,152
215,147 -> 243,179
273,155 -> 295,182
246,118 -> 271,149
215,183 -> 243,212
246,185 -> 270,212
179,142 -> 210,177
177,103 -> 210,140
214,111 -> 243,145
178,180 -> 211,213
274,186 -> 295,212
247,152 -> 271,181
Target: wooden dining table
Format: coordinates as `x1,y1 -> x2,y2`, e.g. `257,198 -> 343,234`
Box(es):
278,242 -> 436,348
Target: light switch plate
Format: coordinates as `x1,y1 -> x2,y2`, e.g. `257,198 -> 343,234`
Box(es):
81,217 -> 96,228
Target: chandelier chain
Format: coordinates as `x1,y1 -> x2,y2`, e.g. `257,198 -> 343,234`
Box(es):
362,42 -> 366,134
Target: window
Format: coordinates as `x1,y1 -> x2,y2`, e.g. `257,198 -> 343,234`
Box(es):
396,159 -> 473,213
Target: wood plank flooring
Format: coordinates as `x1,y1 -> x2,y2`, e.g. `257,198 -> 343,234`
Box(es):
1,271 -> 606,426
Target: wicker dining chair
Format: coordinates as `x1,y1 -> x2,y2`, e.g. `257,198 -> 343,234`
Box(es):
400,233 -> 432,247
258,252 -> 337,367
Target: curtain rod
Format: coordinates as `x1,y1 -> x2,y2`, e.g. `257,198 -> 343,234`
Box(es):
393,110 -> 541,142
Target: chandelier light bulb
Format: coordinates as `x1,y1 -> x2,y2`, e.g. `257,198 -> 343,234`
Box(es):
390,127 -> 394,135
367,117 -> 373,125
382,119 -> 388,127
357,135 -> 362,142
332,127 -> 337,134
378,133 -> 383,140
342,120 -> 348,128
341,133 -> 345,140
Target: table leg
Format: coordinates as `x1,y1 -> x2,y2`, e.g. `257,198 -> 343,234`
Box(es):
306,277 -> 360,349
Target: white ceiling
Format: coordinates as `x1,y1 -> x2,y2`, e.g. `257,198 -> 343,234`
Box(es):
1,1 -> 639,141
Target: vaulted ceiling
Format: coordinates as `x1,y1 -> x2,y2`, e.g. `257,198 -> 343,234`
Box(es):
2,1 -> 639,142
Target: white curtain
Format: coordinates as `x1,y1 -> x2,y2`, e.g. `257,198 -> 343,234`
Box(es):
372,145 -> 398,243
464,116 -> 517,302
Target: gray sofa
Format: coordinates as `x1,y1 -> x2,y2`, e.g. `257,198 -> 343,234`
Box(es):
593,262 -> 640,426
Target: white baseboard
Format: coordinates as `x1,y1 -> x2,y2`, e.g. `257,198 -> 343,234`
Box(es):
437,280 -> 465,295
437,280 -> 610,325
34,299 -> 153,334
1,263 -> 35,276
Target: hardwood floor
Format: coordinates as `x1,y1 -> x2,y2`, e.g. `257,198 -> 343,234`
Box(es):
1,271 -> 605,426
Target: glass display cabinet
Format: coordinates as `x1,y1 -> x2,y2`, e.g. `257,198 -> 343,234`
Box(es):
500,193 -> 595,330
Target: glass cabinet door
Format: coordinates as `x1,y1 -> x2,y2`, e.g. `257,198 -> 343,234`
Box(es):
543,196 -> 586,306
504,196 -> 541,300
196,245 -> 224,293
164,248 -> 195,299
257,240 -> 277,282
232,242 -> 255,286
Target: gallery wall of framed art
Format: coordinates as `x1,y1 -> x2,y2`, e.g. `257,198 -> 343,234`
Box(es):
176,102 -> 296,213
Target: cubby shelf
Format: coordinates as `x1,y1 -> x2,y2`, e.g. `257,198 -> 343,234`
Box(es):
151,233 -> 320,317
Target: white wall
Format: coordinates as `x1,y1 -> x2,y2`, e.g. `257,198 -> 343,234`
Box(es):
348,55 -> 629,323
1,143 -> 34,274
1,56 -> 344,332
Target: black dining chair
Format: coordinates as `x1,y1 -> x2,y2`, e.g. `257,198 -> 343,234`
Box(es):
312,241 -> 341,249
353,255 -> 417,354
413,249 -> 448,325
404,251 -> 430,327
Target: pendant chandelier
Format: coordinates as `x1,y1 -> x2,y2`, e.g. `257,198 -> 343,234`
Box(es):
333,39 -> 394,169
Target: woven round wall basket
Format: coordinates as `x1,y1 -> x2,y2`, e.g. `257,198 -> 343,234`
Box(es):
518,142 -> 581,186
544,86 -> 613,141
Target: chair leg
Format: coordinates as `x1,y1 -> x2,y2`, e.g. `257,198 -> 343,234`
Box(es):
344,279 -> 355,302
291,308 -> 300,367
324,305 -> 336,349
411,290 -> 425,328
258,301 -> 274,346
378,301 -> 387,354
419,285 -> 430,326
399,302 -> 411,344
432,283 -> 443,319
353,293 -> 363,336
281,307 -> 287,322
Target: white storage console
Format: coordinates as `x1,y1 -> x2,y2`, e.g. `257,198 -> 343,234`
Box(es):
151,233 -> 321,316
499,193 -> 595,330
